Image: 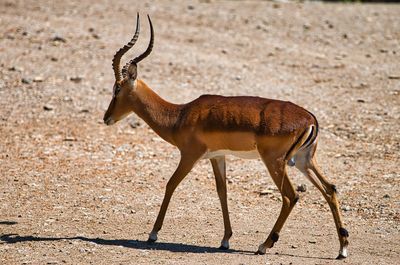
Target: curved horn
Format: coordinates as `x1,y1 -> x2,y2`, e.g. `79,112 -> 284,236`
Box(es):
112,13 -> 140,82
122,15 -> 154,77
134,15 -> 154,63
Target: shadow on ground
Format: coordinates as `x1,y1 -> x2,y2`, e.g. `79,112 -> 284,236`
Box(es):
0,233 -> 337,260
0,221 -> 18,225
0,233 -> 254,254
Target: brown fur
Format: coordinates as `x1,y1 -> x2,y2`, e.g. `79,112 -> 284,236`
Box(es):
176,95 -> 315,135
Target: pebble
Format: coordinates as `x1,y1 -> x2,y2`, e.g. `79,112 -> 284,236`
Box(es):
43,104 -> 55,111
342,205 -> 351,212
129,117 -> 141,128
259,189 -> 273,196
33,76 -> 44,82
51,35 -> 67,43
70,76 -> 83,83
21,78 -> 32,84
8,66 -> 23,72
297,184 -> 307,192
63,137 -> 77,142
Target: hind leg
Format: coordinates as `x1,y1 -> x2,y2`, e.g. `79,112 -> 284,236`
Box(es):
256,155 -> 299,255
295,148 -> 349,259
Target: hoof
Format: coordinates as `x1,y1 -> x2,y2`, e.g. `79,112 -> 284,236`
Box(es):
219,240 -> 229,250
219,245 -> 229,250
147,231 -> 158,243
254,250 -> 266,255
147,238 -> 156,244
256,243 -> 267,255
336,253 -> 347,260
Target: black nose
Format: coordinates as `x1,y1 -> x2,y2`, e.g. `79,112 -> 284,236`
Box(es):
103,115 -> 110,125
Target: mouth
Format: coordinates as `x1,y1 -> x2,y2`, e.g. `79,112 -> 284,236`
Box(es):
104,117 -> 115,126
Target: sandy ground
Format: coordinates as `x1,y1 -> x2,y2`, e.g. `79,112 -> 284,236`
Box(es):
0,0 -> 399,264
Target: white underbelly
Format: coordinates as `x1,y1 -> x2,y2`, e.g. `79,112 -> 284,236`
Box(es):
203,149 -> 260,159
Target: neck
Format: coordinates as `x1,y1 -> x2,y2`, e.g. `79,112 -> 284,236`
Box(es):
131,80 -> 181,145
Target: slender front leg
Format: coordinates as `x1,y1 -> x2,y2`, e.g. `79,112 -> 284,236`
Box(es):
148,149 -> 204,243
210,156 -> 232,250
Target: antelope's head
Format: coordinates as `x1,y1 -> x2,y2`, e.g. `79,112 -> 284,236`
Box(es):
103,13 -> 154,125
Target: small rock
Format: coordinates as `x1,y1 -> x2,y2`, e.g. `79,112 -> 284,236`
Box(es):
291,245 -> 298,249
33,76 -> 44,82
297,184 -> 307,192
8,66 -> 23,72
51,35 -> 67,43
342,205 -> 351,212
187,5 -> 195,10
383,194 -> 390,199
260,189 -> 273,196
80,109 -> 89,113
303,23 -> 311,30
388,75 -> 400,80
235,76 -> 241,81
43,104 -> 55,111
308,240 -> 317,244
129,117 -> 141,128
70,76 -> 83,83
63,136 -> 76,142
50,57 -> 58,62
352,82 -> 369,89
21,78 -> 32,84
357,99 -> 365,103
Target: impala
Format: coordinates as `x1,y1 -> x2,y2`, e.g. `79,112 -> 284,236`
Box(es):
103,14 -> 349,259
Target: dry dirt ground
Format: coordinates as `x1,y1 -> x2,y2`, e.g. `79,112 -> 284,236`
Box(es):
0,1 -> 399,264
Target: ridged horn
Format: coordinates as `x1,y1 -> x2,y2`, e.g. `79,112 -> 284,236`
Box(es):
112,13 -> 140,82
122,15 -> 154,78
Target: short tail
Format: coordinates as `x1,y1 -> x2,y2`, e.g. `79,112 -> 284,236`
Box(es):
285,113 -> 319,163
305,110 -> 319,148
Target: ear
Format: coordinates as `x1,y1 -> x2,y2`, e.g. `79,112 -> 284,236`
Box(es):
127,63 -> 138,80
